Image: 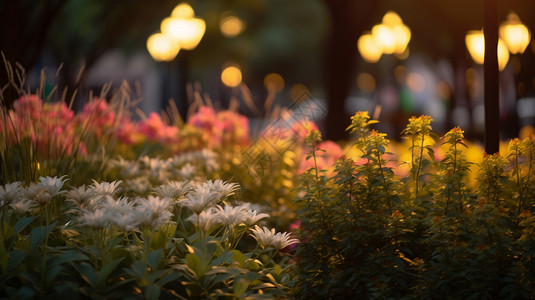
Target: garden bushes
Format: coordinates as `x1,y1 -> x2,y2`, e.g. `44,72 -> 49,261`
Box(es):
292,112 -> 535,299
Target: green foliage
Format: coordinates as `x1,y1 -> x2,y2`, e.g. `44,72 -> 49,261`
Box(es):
292,112 -> 535,299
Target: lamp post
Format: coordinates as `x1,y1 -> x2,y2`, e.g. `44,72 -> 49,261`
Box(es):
466,10 -> 531,153
147,3 -> 205,120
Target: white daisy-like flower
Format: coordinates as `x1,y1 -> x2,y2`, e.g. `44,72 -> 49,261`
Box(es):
178,163 -> 196,179
124,177 -> 151,194
9,197 -> 36,214
100,195 -> 135,215
139,156 -> 170,182
65,185 -> 96,208
186,207 -> 221,232
242,207 -> 270,226
90,180 -> 122,197
201,149 -> 220,172
214,205 -> 249,228
0,181 -> 22,207
153,181 -> 192,200
181,184 -> 221,214
249,225 -> 299,250
133,195 -> 174,229
203,179 -> 240,198
78,208 -> 111,229
109,156 -> 140,178
37,175 -> 68,196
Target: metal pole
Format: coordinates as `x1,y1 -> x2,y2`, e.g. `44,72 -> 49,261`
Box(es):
484,0 -> 499,154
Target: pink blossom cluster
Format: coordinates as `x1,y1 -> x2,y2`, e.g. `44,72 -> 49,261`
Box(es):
187,106 -> 250,148
2,95 -> 83,158
298,140 -> 343,174
2,96 -> 253,158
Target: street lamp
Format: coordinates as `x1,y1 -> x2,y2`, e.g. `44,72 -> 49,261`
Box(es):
147,2 -> 205,119
358,11 -> 411,62
465,29 -> 509,71
146,33 -> 180,62
499,12 -> 531,55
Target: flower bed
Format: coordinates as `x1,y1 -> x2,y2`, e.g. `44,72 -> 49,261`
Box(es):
2,93 -> 535,299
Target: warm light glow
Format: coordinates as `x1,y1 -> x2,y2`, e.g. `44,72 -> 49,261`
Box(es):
465,31 -> 485,64
465,30 -> 510,71
161,17 -> 206,50
220,15 -> 245,38
264,73 -> 285,92
146,33 -> 180,62
499,12 -> 531,54
406,73 -> 426,93
364,11 -> 411,58
358,33 -> 382,63
356,73 -> 376,93
290,84 -> 309,101
382,11 -> 403,26
372,24 -> 397,54
221,65 -> 242,87
171,3 -> 195,19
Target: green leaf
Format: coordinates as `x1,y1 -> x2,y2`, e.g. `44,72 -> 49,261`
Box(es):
6,249 -> 27,273
156,271 -> 181,286
147,249 -> 163,270
97,257 -> 124,287
186,253 -> 204,278
29,221 -> 58,250
233,276 -> 250,297
144,284 -> 161,300
13,215 -> 38,236
232,250 -> 246,267
211,251 -> 234,266
74,262 -> 97,288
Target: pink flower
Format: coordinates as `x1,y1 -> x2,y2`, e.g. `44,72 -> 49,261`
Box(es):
188,106 -> 216,130
79,98 -> 116,138
298,140 -> 342,174
138,112 -> 179,144
13,95 -> 43,121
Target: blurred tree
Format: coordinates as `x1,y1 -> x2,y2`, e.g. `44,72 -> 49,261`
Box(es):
0,0 -> 177,106
0,0 -> 68,106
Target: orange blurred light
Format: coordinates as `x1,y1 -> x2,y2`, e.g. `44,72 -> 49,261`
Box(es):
171,3 -> 195,19
264,73 -> 285,92
220,15 -> 245,38
499,12 -> 531,54
146,33 -> 180,62
465,30 -> 510,71
161,17 -> 206,50
221,65 -> 242,87
358,33 -> 382,63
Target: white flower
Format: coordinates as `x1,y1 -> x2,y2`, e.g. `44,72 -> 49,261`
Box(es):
133,195 -> 174,229
65,185 -> 96,208
9,198 -> 36,214
181,184 -> 221,214
25,177 -> 67,206
242,208 -> 269,226
124,177 -> 151,194
186,207 -> 221,232
100,196 -> 137,231
0,181 -> 22,207
78,208 -> 111,229
110,156 -> 140,178
201,149 -> 220,173
214,205 -> 249,228
37,175 -> 68,196
140,156 -> 170,182
153,181 -> 192,200
178,163 -> 196,179
203,179 -> 240,198
249,225 -> 299,250
90,180 -> 122,197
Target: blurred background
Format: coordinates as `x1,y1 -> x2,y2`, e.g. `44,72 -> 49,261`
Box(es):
1,0 -> 534,142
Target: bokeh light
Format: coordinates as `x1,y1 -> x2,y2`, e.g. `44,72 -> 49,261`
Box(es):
221,65 -> 242,87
